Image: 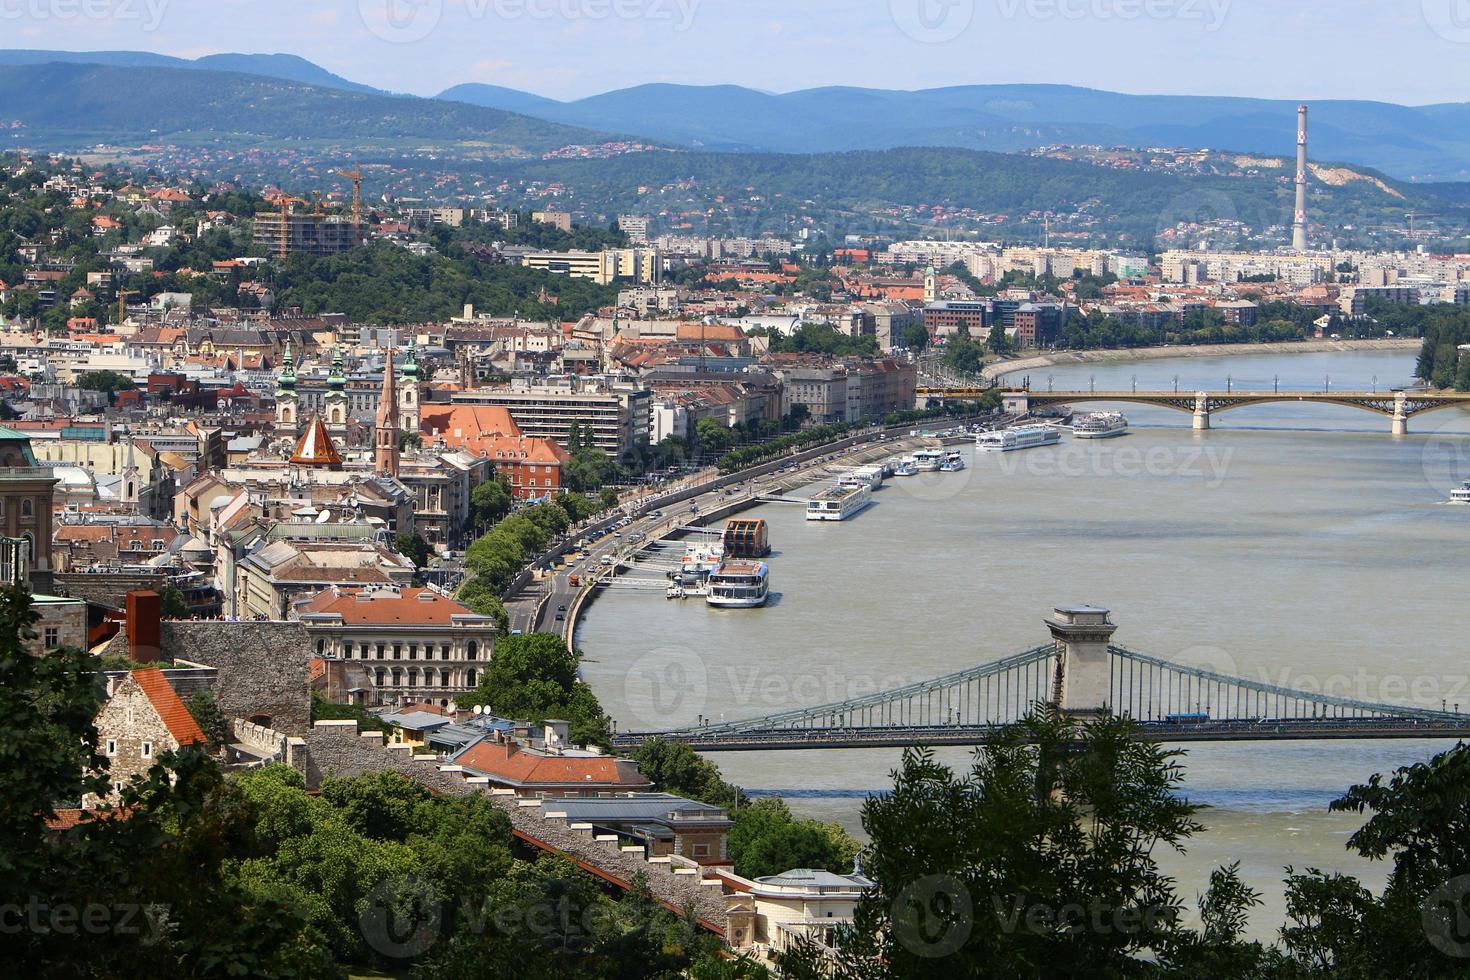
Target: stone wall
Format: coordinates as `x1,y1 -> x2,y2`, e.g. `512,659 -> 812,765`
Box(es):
297,722 -> 729,931
159,621 -> 313,735
85,676 -> 179,808
54,570 -> 166,609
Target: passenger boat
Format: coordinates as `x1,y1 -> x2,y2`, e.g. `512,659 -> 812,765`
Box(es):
976,426 -> 1064,453
838,465 -> 884,491
891,456 -> 919,477
911,450 -> 945,472
705,561 -> 770,608
940,451 -> 966,472
1450,481 -> 1470,504
806,483 -> 873,521
1074,412 -> 1129,439
674,541 -> 724,578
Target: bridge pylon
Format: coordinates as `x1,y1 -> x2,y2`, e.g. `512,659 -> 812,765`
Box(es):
1193,392 -> 1211,430
1047,605 -> 1118,719
1392,391 -> 1409,436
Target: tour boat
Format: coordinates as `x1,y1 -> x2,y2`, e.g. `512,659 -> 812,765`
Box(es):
705,561 -> 770,608
1073,412 -> 1129,439
1451,481 -> 1470,504
838,465 -> 884,491
891,456 -> 919,477
940,451 -> 967,472
911,450 -> 946,472
806,483 -> 873,522
976,426 -> 1064,453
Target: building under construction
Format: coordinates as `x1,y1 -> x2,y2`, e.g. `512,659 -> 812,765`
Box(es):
254,212 -> 361,258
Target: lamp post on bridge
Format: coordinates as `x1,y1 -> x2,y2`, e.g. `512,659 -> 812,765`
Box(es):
1173,374 -> 1179,393
1131,374 -> 1137,393
1372,374 -> 1378,394
1048,374 -> 1054,393
1274,374 -> 1279,393
1227,374 -> 1232,393
1089,374 -> 1095,394
1325,374 -> 1331,393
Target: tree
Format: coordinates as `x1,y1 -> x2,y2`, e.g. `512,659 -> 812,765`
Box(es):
75,370 -> 136,395
471,476 -> 513,528
394,531 -> 432,569
898,321 -> 930,352
631,738 -> 747,810
695,417 -> 737,457
160,584 -> 190,620
462,633 -> 610,746
788,714 -> 1271,979
185,689 -> 227,751
727,797 -> 860,880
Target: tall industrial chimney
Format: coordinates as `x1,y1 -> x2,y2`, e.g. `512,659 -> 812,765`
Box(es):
1293,104 -> 1309,252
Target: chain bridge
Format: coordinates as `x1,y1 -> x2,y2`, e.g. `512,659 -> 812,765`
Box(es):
611,607 -> 1470,751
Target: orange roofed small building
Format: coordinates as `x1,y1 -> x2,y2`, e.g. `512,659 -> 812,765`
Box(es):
86,669 -> 207,808
449,726 -> 653,798
420,405 -> 570,499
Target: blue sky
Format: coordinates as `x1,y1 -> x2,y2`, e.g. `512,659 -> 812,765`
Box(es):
5,0 -> 1468,104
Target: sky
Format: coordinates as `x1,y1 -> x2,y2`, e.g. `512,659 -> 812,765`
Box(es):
3,0 -> 1469,104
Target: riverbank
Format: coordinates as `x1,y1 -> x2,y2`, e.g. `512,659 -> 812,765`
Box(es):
983,338 -> 1421,381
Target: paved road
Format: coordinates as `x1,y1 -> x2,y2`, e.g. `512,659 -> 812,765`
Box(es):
505,429 -> 964,641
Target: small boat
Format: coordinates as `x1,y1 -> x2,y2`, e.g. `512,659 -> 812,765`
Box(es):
706,561 -> 770,608
1074,412 -> 1129,440
891,456 -> 918,477
912,450 -> 945,472
1451,481 -> 1470,504
977,426 -> 1064,453
806,483 -> 873,522
940,451 -> 966,472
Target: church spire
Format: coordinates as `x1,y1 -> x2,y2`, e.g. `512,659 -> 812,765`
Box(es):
374,348 -> 400,477
328,345 -> 346,391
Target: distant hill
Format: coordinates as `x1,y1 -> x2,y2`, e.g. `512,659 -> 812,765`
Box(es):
0,48 -> 382,94
0,63 -> 625,156
436,81 -> 1470,181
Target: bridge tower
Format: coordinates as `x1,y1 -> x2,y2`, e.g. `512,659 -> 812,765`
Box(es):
1192,392 -> 1211,430
1047,605 -> 1118,719
1392,391 -> 1409,436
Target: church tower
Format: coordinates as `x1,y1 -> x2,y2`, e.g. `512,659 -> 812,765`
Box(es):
374,348 -> 400,478
324,345 -> 348,440
923,265 -> 938,304
398,337 -> 420,435
275,340 -> 299,438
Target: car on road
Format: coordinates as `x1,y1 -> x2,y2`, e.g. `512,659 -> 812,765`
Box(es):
558,604 -> 568,612
649,510 -> 662,518
555,612 -> 566,622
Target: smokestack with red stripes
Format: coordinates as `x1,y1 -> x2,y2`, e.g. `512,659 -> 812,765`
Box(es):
1293,104 -> 1309,252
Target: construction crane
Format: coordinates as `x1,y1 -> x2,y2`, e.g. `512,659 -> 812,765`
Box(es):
273,195 -> 309,260
116,289 -> 139,326
336,168 -> 364,236
1406,212 -> 1439,238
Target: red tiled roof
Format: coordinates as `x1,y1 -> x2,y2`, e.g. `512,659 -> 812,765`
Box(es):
296,587 -> 477,626
132,669 -> 207,747
290,416 -> 343,468
455,740 -> 652,790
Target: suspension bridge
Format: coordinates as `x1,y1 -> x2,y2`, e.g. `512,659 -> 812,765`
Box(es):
611,606 -> 1470,751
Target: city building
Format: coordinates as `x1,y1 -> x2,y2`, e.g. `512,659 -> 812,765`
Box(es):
295,586 -> 499,706
86,668 -> 207,807
452,377 -> 651,458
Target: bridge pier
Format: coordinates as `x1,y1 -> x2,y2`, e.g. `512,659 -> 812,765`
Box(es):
1192,392 -> 1211,430
1047,605 -> 1118,719
1392,391 -> 1409,435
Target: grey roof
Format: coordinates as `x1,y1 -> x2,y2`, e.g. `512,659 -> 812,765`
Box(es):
380,711 -> 451,732
540,793 -> 728,824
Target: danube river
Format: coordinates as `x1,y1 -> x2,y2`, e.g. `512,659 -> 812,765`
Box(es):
577,348 -> 1470,936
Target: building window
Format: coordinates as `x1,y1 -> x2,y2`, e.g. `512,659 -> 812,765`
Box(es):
441,670 -> 451,688
20,498 -> 32,517
441,644 -> 450,660
408,644 -> 417,660
377,644 -> 386,660
466,641 -> 478,661
43,627 -> 58,648
105,739 -> 116,756
407,669 -> 418,687
465,668 -> 476,687
393,644 -> 402,660
141,741 -> 152,759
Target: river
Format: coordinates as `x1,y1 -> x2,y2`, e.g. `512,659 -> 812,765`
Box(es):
576,348 -> 1470,938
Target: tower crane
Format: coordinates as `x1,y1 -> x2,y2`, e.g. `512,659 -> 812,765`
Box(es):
336,168 -> 364,237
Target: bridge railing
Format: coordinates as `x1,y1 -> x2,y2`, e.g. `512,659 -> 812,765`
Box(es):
1107,645 -> 1466,724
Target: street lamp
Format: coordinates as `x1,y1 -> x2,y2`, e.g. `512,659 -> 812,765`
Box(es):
1131,374 -> 1137,393
1325,374 -> 1331,393
1173,374 -> 1179,393
1372,374 -> 1378,394
1047,374 -> 1054,393
1274,374 -> 1279,393
1089,374 -> 1095,394
1227,374 -> 1232,393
